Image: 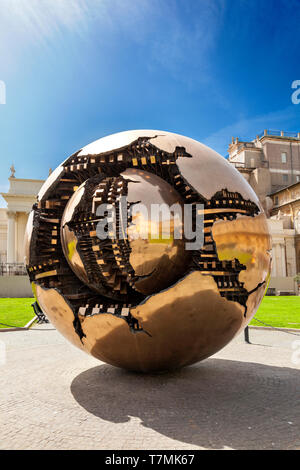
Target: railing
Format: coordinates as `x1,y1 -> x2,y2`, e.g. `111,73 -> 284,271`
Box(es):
231,162 -> 247,168
258,130 -> 300,139
233,142 -> 254,154
0,263 -> 27,276
267,129 -> 282,136
240,142 -> 256,148
284,131 -> 299,138
230,160 -> 269,169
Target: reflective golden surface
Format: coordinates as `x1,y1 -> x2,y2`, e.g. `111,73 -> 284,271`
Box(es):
122,169 -> 190,294
80,272 -> 244,371
34,283 -> 86,351
212,214 -> 271,293
25,130 -> 271,372
60,183 -> 92,289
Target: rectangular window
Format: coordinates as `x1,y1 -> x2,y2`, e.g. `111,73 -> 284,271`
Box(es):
281,152 -> 287,163
274,196 -> 279,205
297,175 -> 300,182
283,174 -> 288,182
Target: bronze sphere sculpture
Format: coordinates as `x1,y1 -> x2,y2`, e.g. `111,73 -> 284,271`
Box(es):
25,130 -> 271,372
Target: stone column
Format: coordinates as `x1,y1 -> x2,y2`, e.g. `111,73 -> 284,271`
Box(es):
285,238 -> 297,276
274,242 -> 285,277
271,243 -> 277,276
274,242 -> 282,277
280,243 -> 287,277
7,211 -> 16,263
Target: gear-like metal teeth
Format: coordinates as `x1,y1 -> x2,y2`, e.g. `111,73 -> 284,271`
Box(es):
90,177 -> 132,291
77,302 -> 145,333
64,175 -> 134,298
189,188 -> 259,308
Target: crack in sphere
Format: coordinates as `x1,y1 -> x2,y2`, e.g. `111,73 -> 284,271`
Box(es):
25,130 -> 272,372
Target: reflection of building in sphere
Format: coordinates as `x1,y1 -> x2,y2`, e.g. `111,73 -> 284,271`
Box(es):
295,211 -> 300,232
25,130 -> 271,372
60,169 -> 189,297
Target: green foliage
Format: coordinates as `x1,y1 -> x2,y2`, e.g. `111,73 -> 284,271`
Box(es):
294,273 -> 300,283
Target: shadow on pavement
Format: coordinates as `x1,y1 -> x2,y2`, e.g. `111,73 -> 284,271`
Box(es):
71,358 -> 300,450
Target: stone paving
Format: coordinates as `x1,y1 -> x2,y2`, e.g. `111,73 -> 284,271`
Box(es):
0,324 -> 299,450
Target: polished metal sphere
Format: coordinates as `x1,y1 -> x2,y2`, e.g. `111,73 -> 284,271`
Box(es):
25,130 -> 271,372
60,168 -> 189,296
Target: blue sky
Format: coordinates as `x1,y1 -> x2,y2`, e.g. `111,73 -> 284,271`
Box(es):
0,0 -> 300,206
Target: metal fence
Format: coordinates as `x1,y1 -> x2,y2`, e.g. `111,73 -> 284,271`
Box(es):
231,160 -> 269,169
0,263 -> 27,276
258,130 -> 300,139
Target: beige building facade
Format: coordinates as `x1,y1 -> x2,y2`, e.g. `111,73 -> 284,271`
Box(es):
228,129 -> 300,193
0,176 -> 44,265
229,130 -> 300,293
270,181 -> 300,275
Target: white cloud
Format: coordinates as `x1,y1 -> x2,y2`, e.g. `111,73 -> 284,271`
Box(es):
0,0 -> 157,43
202,106 -> 299,155
0,0 -> 90,34
0,0 -> 225,86
148,1 -> 225,83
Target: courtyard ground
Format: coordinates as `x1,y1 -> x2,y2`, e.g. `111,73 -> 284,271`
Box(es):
0,324 -> 299,450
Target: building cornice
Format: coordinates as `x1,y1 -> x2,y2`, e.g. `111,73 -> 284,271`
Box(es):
1,193 -> 38,199
8,177 -> 45,183
269,181 -> 300,196
260,136 -> 300,144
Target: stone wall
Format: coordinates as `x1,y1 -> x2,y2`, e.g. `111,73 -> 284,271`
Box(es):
0,276 -> 33,298
268,276 -> 298,294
